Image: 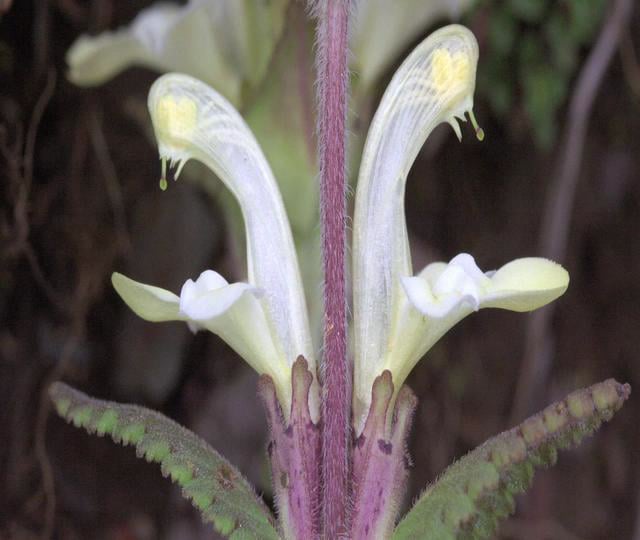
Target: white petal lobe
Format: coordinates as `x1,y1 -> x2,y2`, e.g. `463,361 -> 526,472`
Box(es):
112,272 -> 180,322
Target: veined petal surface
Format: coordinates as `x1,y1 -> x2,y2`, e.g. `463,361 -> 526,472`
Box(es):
147,74 -> 314,386
352,25 -> 479,428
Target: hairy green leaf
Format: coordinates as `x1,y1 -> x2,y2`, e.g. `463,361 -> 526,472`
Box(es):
50,382 -> 280,540
393,379 -> 630,540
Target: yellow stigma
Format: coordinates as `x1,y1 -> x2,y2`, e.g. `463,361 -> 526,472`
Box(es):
431,48 -> 471,96
155,95 -> 198,148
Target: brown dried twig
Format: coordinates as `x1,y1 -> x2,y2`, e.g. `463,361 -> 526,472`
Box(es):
88,106 -> 130,252
2,70 -> 68,313
34,306 -> 86,540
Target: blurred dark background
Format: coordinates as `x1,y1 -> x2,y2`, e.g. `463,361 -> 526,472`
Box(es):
1,1 -> 639,539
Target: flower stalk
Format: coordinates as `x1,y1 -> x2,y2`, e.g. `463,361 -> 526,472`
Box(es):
314,0 -> 352,536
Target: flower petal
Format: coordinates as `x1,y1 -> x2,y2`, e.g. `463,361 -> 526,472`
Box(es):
417,261 -> 448,285
199,292 -> 286,375
66,2 -> 241,102
402,276 -> 476,318
352,25 -> 480,427
382,255 -> 569,427
112,272 -> 180,322
66,30 -> 148,87
482,258 -> 570,312
180,281 -> 256,321
176,275 -> 291,408
66,0 -> 290,106
147,74 -> 314,374
113,270 -> 292,410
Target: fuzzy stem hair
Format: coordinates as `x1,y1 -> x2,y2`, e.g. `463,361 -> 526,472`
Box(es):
312,0 -> 352,536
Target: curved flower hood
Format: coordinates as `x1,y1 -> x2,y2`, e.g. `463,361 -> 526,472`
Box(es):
113,74 -> 315,418
351,26 -> 568,430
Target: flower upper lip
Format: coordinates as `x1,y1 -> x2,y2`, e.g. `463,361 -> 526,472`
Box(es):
352,25 -> 483,429
113,73 -> 317,420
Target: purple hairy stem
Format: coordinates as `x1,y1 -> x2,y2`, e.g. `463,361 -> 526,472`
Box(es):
258,357 -> 322,539
351,372 -> 417,539
312,0 -> 352,537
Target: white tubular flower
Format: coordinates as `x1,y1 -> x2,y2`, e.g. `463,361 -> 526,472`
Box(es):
66,2 -> 238,100
66,0 -> 288,105
113,74 -> 315,418
352,25 -> 569,431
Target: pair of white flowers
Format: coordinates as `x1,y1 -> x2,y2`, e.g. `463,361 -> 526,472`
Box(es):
67,0 -> 472,101
113,26 -> 568,432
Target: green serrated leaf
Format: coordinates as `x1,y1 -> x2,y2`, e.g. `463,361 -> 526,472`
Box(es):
393,379 -> 630,540
49,382 -> 280,540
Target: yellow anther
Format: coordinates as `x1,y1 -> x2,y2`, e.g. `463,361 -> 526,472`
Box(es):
155,95 -> 198,147
431,48 -> 471,96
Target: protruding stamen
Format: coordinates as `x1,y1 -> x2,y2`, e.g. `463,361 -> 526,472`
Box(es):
173,158 -> 187,180
158,156 -> 187,188
160,158 -> 167,190
468,109 -> 484,141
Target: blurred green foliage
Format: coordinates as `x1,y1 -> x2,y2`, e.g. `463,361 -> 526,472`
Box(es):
475,0 -> 606,148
